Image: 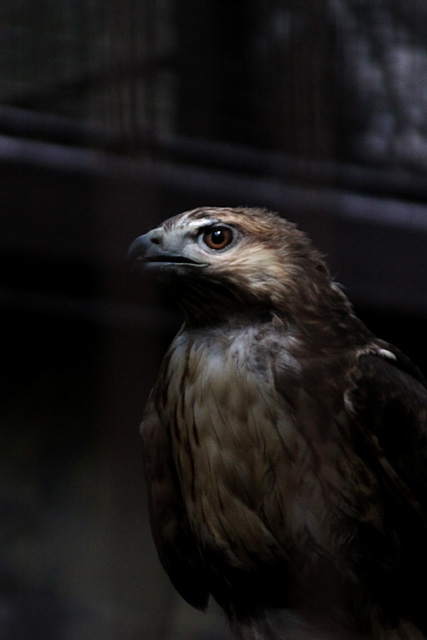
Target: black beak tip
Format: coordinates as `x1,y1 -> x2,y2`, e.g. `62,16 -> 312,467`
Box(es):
127,235 -> 146,264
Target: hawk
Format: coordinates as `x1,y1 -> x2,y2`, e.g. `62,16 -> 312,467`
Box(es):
128,207 -> 427,639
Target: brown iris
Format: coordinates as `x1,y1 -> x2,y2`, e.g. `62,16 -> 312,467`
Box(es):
203,226 -> 233,250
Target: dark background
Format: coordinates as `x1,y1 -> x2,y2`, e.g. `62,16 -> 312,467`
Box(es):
2,1 -> 427,638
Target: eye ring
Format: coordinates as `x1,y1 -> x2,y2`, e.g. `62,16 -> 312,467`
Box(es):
203,226 -> 233,250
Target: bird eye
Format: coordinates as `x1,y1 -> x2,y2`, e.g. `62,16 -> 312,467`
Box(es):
203,226 -> 233,250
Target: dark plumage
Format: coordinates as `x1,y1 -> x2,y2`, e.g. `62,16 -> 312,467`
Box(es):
128,207 -> 427,639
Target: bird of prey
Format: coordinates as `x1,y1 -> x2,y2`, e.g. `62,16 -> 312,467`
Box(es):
128,207 -> 427,640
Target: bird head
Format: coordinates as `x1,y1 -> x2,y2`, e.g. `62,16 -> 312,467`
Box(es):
128,207 -> 338,325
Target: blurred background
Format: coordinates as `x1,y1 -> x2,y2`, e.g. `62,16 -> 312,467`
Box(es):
2,1 -> 427,638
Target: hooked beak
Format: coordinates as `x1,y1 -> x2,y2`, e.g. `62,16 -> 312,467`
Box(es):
127,230 -> 208,271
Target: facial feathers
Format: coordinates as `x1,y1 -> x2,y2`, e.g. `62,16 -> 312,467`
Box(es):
129,207 -> 350,326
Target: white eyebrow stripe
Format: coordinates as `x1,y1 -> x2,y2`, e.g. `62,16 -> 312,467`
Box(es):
178,216 -> 221,230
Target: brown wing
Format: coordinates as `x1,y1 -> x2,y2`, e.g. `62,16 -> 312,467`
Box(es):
349,348 -> 427,521
141,393 -> 209,610
347,348 -> 427,630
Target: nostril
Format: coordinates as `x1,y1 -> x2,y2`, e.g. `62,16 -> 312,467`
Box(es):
149,230 -> 162,245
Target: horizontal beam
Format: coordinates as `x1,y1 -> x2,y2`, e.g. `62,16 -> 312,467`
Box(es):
1,133 -> 427,316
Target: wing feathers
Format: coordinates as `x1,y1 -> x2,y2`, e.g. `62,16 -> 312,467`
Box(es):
141,395 -> 209,610
349,351 -> 427,517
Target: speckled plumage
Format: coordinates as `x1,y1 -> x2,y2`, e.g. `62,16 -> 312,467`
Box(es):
129,207 -> 427,639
